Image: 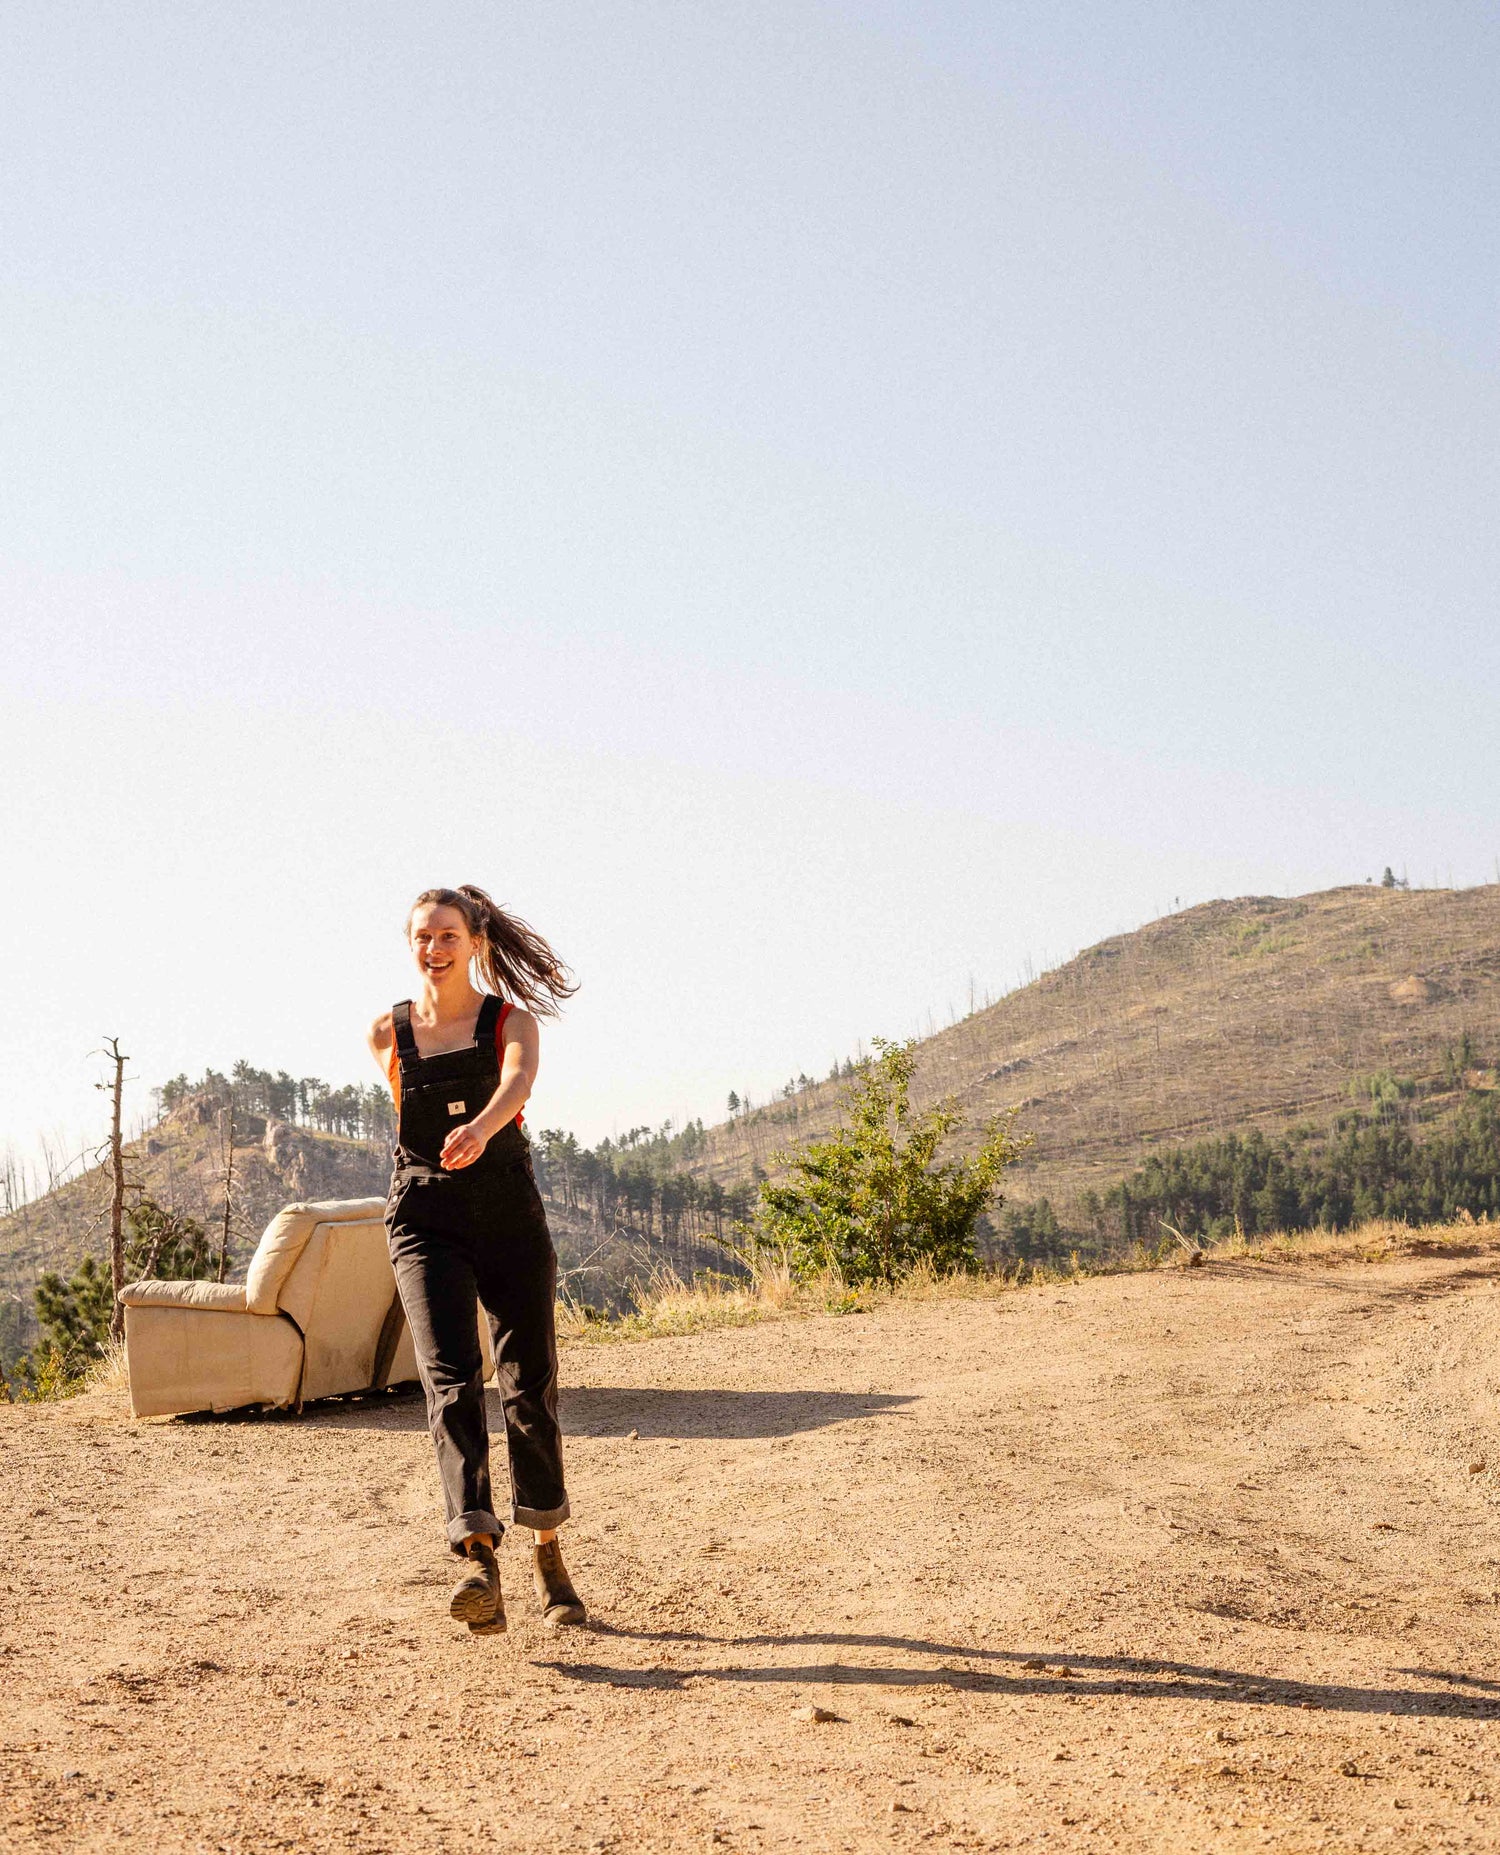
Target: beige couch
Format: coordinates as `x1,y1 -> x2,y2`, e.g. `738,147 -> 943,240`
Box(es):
122,1196 -> 492,1419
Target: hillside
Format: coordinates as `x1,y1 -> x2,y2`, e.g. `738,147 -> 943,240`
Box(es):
0,1104 -> 384,1366
0,1104 -> 630,1368
5,1226 -> 1500,1852
692,884 -> 1500,1211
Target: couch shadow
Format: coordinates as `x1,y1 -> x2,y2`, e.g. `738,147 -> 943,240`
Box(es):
280,1383 -> 914,1439
534,1626 -> 1500,1719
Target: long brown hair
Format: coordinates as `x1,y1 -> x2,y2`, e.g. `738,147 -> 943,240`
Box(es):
407,885 -> 578,1017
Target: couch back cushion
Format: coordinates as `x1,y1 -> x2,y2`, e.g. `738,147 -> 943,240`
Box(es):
285,1215 -> 401,1401
244,1197 -> 386,1316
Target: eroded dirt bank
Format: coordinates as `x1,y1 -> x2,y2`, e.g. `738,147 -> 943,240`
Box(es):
5,1246 -> 1500,1853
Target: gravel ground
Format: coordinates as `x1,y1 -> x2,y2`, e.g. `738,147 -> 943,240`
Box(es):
5,1242 -> 1500,1852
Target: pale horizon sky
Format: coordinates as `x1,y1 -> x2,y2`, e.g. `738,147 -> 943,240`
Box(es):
3,2 -> 1497,1181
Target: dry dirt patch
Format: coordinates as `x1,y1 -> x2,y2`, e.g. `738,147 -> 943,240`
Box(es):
5,1246 -> 1500,1852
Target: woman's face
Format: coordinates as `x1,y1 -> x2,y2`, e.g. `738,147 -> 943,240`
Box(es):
409,902 -> 476,986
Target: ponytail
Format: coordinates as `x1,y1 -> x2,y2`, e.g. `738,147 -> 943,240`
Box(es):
407,885 -> 578,1017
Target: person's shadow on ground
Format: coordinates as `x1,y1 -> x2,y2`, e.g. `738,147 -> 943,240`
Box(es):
555,1386 -> 914,1438
536,1627 -> 1500,1719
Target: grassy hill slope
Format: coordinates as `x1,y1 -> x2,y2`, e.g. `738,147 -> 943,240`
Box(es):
691,884 -> 1500,1209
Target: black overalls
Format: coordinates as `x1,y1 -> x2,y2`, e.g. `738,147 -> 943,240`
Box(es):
384,994 -> 569,1548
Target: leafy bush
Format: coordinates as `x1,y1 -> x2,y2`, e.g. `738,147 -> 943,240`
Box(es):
736,1038 -> 1031,1285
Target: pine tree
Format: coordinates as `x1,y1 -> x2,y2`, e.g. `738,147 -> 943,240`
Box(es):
29,1195 -> 215,1386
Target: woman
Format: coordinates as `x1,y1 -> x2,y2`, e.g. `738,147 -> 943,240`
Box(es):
368,884 -> 585,1635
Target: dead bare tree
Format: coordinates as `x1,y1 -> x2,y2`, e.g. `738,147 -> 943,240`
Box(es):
216,1103 -> 236,1283
97,1037 -> 129,1343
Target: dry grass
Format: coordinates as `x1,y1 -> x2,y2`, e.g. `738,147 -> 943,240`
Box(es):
1202,1209 -> 1500,1268
553,1214 -> 1500,1346
556,1243 -> 1130,1346
555,1254 -> 808,1343
82,1338 -> 130,1395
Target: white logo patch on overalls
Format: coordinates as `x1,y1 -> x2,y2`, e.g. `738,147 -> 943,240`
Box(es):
448,1101 -> 466,1116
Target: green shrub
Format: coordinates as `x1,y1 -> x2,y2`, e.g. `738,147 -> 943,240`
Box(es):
1348,1069 -> 1417,1107
736,1038 -> 1031,1285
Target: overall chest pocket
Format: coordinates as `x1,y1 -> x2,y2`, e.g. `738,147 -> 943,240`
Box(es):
398,1042 -> 497,1166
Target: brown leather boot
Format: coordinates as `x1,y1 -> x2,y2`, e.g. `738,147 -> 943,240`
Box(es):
449,1539 -> 504,1629
533,1537 -> 587,1628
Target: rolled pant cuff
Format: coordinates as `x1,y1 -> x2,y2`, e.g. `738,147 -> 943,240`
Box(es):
513,1498 -> 570,1529
447,1508 -> 505,1550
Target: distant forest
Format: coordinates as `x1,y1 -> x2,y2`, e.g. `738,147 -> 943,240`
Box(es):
155,1049 -> 871,1173
1004,1039 -> 1500,1260
151,1061 -> 756,1257
532,1122 -> 757,1249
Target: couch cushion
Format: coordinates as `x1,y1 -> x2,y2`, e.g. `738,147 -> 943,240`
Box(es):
120,1279 -> 247,1311
244,1197 -> 386,1315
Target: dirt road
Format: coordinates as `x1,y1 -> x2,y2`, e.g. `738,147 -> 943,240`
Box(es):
5,1240 -> 1500,1853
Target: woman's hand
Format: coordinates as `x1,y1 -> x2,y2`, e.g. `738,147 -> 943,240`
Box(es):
440,1117 -> 493,1170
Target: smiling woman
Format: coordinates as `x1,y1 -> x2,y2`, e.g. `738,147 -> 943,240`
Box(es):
366,883 -> 584,1637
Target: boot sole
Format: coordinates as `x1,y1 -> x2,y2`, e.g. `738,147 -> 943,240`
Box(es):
449,1582 -> 501,1624
468,1603 -> 508,1636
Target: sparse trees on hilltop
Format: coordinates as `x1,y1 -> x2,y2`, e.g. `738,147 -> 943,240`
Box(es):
158,1063 -> 394,1143
530,1118 -> 752,1279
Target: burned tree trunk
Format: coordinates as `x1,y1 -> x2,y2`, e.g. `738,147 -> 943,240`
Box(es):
103,1037 -> 128,1344
216,1103 -> 236,1284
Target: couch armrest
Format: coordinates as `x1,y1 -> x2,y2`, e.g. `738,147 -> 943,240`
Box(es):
124,1300 -> 302,1418
120,1279 -> 249,1312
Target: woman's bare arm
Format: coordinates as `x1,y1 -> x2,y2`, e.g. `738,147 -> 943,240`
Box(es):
367,1011 -> 395,1094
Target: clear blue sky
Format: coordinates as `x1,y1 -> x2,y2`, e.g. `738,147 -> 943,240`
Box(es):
3,2 -> 1497,1173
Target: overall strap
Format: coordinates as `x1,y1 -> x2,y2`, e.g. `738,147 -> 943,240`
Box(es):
475,993 -> 503,1046
391,1000 -> 420,1065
